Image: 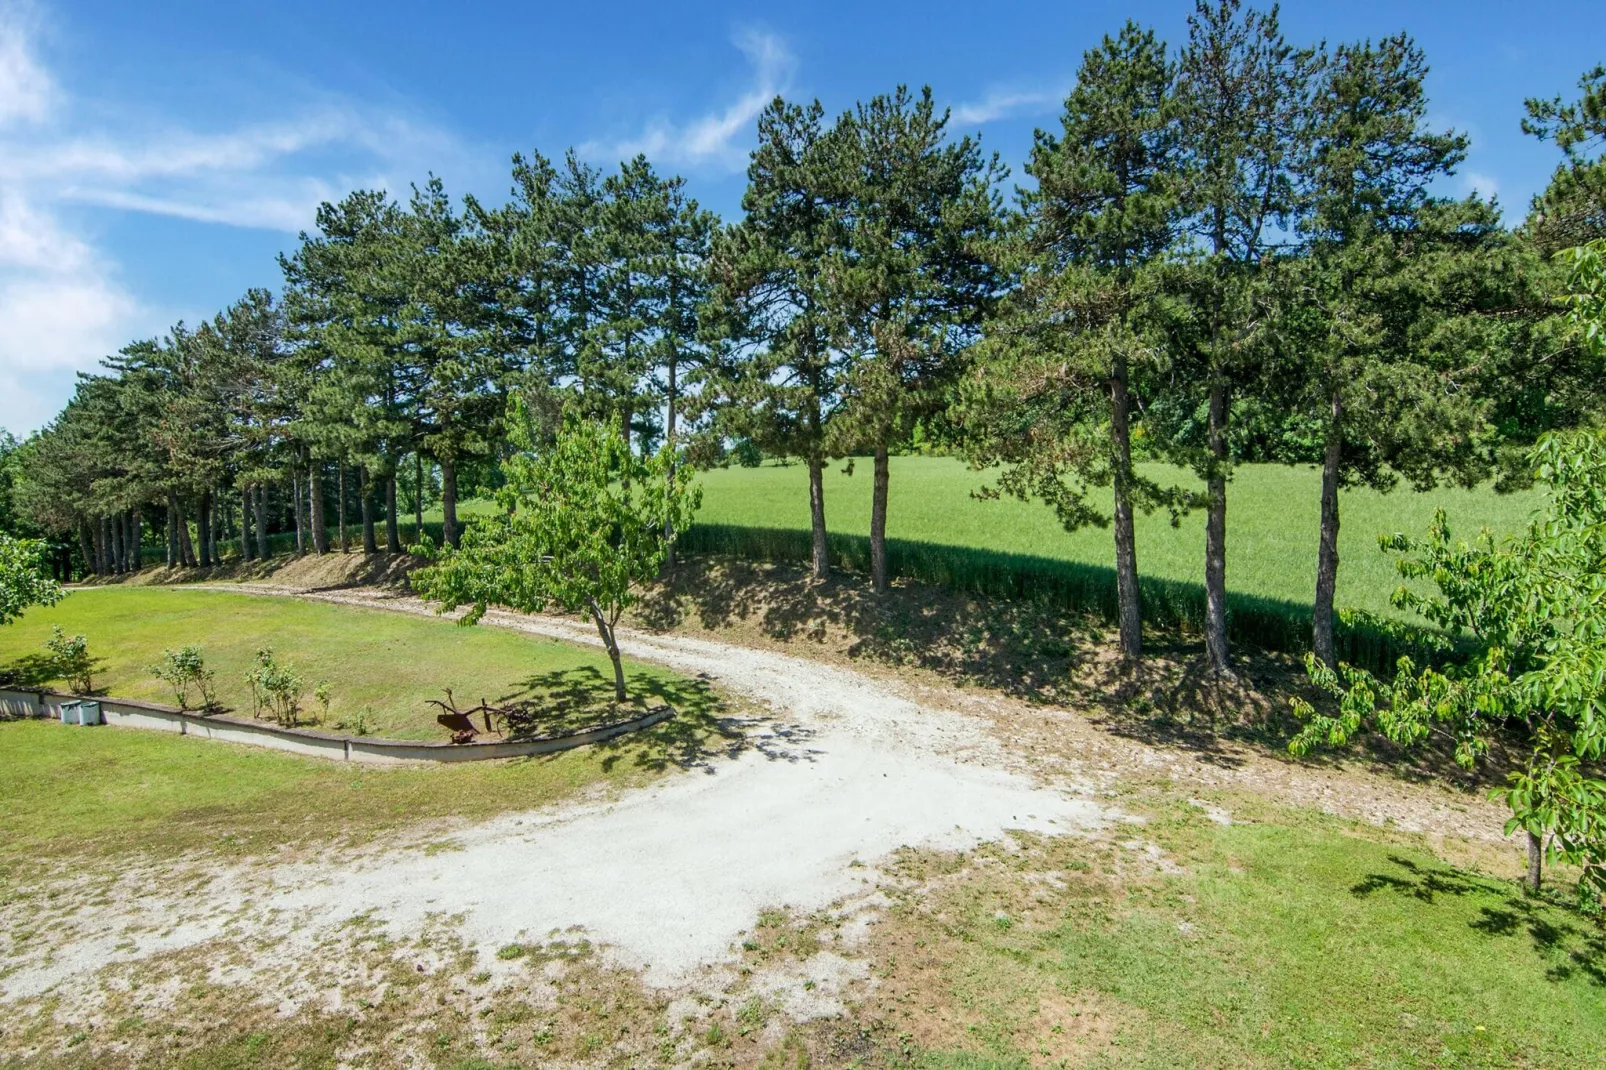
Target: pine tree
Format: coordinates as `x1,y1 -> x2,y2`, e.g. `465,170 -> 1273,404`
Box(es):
1166,0 -> 1318,676
707,98 -> 852,580
965,23 -> 1185,658
829,86 -> 1004,594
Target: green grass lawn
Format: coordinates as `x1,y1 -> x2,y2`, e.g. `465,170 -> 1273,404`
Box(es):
0,587 -> 713,741
0,711 -> 727,867
896,796 -> 1606,1068
685,457 -> 1543,620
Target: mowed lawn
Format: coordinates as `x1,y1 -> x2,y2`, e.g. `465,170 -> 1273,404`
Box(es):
903,798 -> 1606,1068
0,587 -> 709,740
691,457 -> 1544,619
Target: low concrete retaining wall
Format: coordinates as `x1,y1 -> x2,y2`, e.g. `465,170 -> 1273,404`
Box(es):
0,687 -> 673,765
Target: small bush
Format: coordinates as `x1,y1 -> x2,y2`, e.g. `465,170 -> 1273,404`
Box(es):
334,709 -> 374,736
44,626 -> 94,694
149,646 -> 216,710
245,647 -> 304,727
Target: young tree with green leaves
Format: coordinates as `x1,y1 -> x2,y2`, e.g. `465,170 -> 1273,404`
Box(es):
412,400 -> 700,703
964,22 -> 1184,658
1292,242 -> 1606,900
0,533 -> 64,626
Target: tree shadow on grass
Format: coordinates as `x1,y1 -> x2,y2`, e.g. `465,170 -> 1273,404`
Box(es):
0,653 -> 63,692
634,556 -> 1515,788
495,666 -> 756,776
635,557 -> 1294,771
1351,854 -> 1606,986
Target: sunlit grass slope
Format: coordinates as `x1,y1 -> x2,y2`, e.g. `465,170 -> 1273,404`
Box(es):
691,457 -> 1542,620
0,587 -> 709,740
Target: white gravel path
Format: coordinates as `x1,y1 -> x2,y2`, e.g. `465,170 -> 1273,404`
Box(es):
3,587 -> 1113,1000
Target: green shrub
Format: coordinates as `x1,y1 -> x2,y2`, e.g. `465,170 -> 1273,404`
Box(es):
245,647 -> 304,727
149,646 -> 216,710
44,626 -> 94,693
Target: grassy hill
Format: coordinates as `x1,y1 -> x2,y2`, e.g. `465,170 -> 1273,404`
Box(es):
689,456 -> 1541,621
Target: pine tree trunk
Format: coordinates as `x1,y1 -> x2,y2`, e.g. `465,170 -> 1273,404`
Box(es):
78,520 -> 95,577
310,463 -> 328,554
360,468 -> 377,554
409,454 -> 420,540
870,444 -> 890,595
254,484 -> 269,560
197,489 -> 213,568
166,498 -> 178,568
1204,379 -> 1232,677
338,466 -> 349,553
291,470 -> 306,555
664,357 -> 678,567
210,489 -> 221,563
807,453 -> 829,581
385,472 -> 400,553
441,456 -> 459,549
176,496 -> 197,567
130,507 -> 142,571
110,514 -> 123,574
1313,390 -> 1344,668
1526,830 -> 1544,894
241,488 -> 253,561
1110,349 -> 1142,661
210,491 -> 221,563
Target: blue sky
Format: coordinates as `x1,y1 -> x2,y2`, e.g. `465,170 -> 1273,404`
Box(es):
1,0 -> 1601,435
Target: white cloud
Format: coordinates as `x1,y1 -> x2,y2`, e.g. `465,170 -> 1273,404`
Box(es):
951,86 -> 1064,127
578,30 -> 795,172
0,2 -> 470,434
1463,170 -> 1500,202
0,0 -> 52,125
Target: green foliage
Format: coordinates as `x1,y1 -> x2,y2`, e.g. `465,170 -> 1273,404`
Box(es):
149,646 -> 217,711
44,626 -> 94,694
0,533 -> 65,627
245,647 -> 305,727
1524,64 -> 1606,253
413,400 -> 700,701
1292,430 -> 1606,899
1565,239 -> 1606,355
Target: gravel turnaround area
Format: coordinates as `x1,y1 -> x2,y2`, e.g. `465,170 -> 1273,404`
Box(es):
1,586 -> 1114,1005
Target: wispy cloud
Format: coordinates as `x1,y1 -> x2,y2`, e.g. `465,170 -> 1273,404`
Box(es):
0,1 -> 468,434
0,0 -> 51,125
951,85 -> 1065,127
579,30 -> 795,172
1463,170 -> 1500,202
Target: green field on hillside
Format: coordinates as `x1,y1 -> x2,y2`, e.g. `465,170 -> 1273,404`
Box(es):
0,587 -> 714,741
686,457 -> 1542,620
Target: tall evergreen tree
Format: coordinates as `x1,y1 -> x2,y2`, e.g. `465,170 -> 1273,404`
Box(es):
1165,0 -> 1318,676
707,98 -> 853,580
1524,64 -> 1606,254
965,23 -> 1184,658
1290,35 -> 1492,666
829,86 -> 1004,595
